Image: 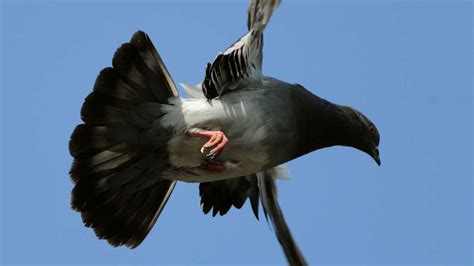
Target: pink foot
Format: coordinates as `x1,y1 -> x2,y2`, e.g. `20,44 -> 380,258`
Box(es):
192,130 -> 229,159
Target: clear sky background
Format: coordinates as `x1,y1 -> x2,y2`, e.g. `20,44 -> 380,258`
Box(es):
1,0 -> 472,265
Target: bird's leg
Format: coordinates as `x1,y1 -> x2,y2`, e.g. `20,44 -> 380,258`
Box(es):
188,129 -> 229,159
187,129 -> 229,173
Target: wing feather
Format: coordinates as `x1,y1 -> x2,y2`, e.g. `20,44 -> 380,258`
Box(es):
257,168 -> 307,265
198,164 -> 307,265
201,0 -> 281,99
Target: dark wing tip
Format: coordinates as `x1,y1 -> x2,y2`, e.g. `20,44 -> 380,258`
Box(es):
199,178 -> 255,217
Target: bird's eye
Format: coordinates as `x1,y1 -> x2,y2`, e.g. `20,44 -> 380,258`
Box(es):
369,126 -> 376,134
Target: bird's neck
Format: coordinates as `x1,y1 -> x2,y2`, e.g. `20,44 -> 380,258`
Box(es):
294,92 -> 357,157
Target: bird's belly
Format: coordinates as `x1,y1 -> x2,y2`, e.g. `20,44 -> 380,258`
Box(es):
164,129 -> 270,183
161,90 -> 295,183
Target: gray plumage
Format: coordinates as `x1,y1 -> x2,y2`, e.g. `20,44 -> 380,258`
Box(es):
69,0 -> 380,264
70,31 -> 178,248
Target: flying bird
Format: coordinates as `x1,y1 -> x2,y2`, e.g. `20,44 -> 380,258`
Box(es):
69,0 -> 381,264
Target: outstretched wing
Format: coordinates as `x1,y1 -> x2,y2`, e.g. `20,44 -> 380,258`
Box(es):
256,169 -> 307,266
199,175 -> 260,217
199,166 -> 307,265
201,0 -> 281,99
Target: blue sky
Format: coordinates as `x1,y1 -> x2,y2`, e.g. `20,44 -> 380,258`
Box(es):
1,0 -> 472,265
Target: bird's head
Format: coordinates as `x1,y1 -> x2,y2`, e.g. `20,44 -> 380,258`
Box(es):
341,106 -> 381,166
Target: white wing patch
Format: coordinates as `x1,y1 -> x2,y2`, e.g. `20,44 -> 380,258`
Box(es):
180,83 -> 206,100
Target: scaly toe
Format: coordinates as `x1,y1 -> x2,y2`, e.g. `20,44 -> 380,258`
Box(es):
193,130 -> 228,159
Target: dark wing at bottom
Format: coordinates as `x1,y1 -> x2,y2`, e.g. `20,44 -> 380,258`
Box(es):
199,168 -> 308,265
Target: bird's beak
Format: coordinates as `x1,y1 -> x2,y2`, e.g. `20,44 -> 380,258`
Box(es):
371,147 -> 381,166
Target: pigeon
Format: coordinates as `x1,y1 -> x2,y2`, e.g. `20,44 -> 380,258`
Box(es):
69,0 -> 381,265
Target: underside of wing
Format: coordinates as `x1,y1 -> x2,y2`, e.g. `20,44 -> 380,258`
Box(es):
199,165 -> 307,265
201,0 -> 281,99
199,175 -> 260,217
257,168 -> 307,265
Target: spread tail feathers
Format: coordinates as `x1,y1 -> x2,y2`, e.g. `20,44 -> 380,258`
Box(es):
69,31 -> 178,248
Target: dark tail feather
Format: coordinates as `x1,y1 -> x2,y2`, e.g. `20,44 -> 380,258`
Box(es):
71,168 -> 176,248
69,31 -> 178,248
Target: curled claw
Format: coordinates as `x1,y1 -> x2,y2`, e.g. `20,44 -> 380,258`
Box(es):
200,132 -> 223,154
206,152 -> 216,160
191,130 -> 228,159
210,134 -> 228,157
